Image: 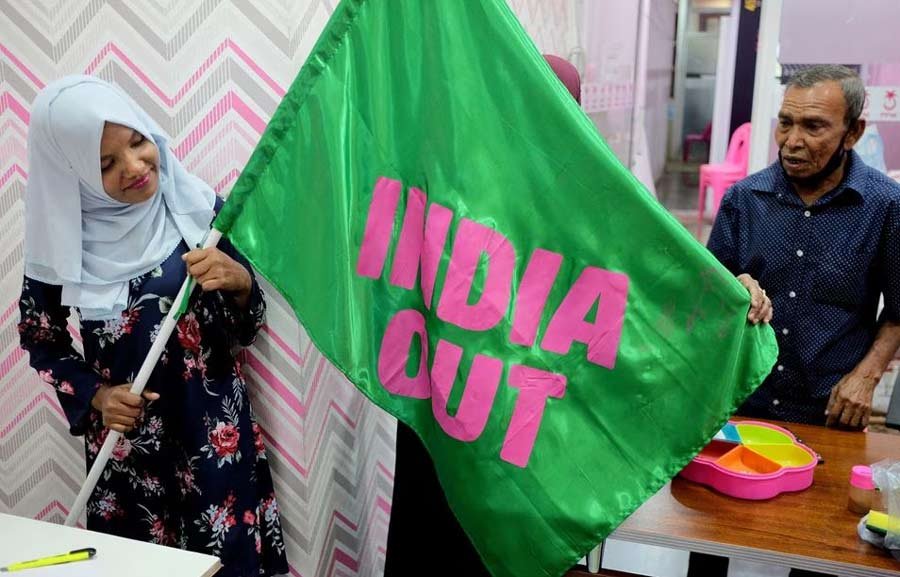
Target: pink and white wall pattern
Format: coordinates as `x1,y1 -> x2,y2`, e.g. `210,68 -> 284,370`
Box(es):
0,1 -> 576,575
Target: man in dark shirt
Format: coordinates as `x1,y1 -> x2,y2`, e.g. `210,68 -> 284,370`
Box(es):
708,64 -> 900,431
693,63 -> 900,577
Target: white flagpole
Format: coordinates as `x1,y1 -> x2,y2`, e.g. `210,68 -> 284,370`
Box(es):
65,229 -> 223,527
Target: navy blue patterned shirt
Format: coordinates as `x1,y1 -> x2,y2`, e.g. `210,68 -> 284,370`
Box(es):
708,151 -> 900,424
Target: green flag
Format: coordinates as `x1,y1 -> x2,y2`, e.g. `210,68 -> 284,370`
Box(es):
215,1 -> 778,575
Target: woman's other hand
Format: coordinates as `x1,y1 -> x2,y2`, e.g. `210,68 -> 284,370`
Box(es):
182,247 -> 252,308
91,383 -> 159,433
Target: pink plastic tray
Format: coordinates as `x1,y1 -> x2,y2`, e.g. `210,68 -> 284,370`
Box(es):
679,421 -> 817,500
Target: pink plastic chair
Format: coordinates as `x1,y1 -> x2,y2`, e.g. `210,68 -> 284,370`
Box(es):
697,122 -> 751,230
683,122 -> 712,162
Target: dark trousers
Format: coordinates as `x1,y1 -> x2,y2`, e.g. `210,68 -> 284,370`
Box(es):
384,422 -> 491,576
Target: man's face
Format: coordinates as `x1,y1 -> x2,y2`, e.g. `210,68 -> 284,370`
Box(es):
775,80 -> 856,179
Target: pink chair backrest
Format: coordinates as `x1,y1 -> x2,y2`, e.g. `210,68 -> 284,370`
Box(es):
724,122 -> 751,171
701,122 -> 713,140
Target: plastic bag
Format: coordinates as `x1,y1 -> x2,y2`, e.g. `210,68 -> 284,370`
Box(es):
871,459 -> 900,552
857,515 -> 900,560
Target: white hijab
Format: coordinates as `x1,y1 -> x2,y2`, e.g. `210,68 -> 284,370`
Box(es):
24,75 -> 216,320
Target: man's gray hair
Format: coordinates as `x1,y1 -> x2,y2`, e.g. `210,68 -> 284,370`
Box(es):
785,65 -> 865,125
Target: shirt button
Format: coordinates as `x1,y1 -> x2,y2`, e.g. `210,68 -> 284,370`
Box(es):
789,291 -> 797,298
804,210 -> 811,217
777,365 -> 784,372
796,249 -> 804,257
773,399 -> 780,406
782,328 -> 790,335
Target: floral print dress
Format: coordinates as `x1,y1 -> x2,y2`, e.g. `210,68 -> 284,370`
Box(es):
18,230 -> 289,577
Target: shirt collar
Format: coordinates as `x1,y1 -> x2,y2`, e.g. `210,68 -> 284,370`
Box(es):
757,149 -> 866,204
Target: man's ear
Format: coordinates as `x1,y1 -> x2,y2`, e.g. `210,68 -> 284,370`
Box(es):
844,118 -> 866,150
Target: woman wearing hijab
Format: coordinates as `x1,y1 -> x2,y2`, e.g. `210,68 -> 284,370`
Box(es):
18,75 -> 288,577
383,55 -> 581,576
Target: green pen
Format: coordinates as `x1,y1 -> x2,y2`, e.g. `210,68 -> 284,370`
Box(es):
1,548 -> 96,572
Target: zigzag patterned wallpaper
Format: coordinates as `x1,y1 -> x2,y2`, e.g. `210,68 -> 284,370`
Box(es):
0,1 -> 575,575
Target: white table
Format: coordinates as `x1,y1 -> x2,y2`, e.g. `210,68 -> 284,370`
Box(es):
0,514 -> 221,577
